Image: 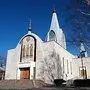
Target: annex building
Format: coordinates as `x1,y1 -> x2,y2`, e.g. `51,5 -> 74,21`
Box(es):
5,10 -> 90,84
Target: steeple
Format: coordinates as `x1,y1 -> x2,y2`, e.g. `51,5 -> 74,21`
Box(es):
47,8 -> 66,49
50,8 -> 60,31
28,19 -> 32,34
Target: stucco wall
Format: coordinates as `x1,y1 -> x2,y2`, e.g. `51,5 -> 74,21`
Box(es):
5,31 -> 90,84
5,44 -> 21,79
40,41 -> 75,83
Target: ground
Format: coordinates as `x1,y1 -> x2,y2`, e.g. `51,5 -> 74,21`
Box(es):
0,80 -> 90,90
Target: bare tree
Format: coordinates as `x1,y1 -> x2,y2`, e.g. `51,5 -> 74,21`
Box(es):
63,0 -> 90,56
41,51 -> 63,83
84,0 -> 90,5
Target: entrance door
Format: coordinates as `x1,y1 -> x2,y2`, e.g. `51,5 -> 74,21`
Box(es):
20,68 -> 30,79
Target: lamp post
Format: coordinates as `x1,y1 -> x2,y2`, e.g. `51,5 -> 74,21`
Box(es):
80,51 -> 84,79
79,40 -> 86,79
80,50 -> 87,79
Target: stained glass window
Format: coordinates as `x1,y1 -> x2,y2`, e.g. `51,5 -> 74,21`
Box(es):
30,44 -> 33,57
20,35 -> 36,62
23,45 -> 25,58
26,45 -> 29,57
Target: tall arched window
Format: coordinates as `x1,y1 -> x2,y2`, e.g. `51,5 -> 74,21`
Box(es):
26,45 -> 29,57
22,45 -> 25,58
20,35 -> 36,62
49,30 -> 56,41
30,44 -> 33,57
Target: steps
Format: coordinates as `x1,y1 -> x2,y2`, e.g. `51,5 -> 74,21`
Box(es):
0,80 -> 46,89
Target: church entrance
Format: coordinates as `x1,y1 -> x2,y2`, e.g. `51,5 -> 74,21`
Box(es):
20,68 -> 30,79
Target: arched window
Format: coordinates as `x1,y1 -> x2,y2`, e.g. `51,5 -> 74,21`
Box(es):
20,35 -> 36,62
30,44 -> 33,57
49,30 -> 56,41
26,45 -> 29,58
22,45 -> 25,58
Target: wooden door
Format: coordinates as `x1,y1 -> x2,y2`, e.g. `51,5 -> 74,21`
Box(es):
20,68 -> 30,79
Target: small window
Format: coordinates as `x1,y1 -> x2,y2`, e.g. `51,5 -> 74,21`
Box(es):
62,57 -> 64,74
67,60 -> 69,74
70,62 -> 72,74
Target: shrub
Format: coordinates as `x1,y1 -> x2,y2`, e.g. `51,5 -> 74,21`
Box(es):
73,79 -> 90,87
54,79 -> 66,86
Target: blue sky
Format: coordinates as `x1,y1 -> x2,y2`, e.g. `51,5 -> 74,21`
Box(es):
0,0 -> 81,56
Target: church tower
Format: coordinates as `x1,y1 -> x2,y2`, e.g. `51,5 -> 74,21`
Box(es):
47,9 -> 66,49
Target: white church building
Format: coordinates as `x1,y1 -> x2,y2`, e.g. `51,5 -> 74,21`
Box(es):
5,10 -> 90,83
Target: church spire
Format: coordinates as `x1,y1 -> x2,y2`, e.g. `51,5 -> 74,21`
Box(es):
50,8 -> 60,31
28,19 -> 32,34
47,8 -> 66,49
28,19 -> 32,31
53,5 -> 56,13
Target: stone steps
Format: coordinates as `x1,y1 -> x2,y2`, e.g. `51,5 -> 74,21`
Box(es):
0,80 -> 46,89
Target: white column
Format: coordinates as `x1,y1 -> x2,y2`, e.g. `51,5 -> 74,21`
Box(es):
17,68 -> 20,79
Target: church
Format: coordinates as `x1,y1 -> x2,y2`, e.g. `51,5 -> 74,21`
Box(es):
5,9 -> 90,84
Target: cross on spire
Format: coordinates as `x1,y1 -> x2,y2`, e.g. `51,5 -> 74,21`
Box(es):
53,5 -> 56,13
28,19 -> 32,31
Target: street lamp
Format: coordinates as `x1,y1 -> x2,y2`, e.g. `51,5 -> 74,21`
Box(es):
80,51 -> 87,79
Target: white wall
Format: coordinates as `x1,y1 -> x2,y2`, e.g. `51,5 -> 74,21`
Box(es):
5,44 -> 21,79
5,32 -> 90,84
40,41 -> 76,83
54,42 -> 75,80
